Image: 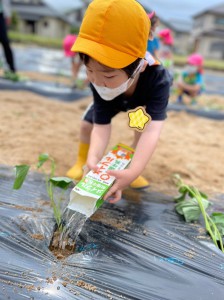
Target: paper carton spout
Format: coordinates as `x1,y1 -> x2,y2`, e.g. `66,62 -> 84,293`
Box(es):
68,190 -> 99,218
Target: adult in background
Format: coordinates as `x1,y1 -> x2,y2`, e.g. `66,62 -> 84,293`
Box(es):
0,0 -> 16,74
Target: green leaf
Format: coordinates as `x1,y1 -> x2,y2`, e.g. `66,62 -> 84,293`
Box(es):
174,191 -> 187,202
178,186 -> 188,194
36,153 -> 49,169
199,191 -> 208,199
13,165 -> 30,189
210,212 -> 224,236
188,189 -> 195,198
175,197 -> 211,222
174,185 -> 190,202
49,177 -> 73,190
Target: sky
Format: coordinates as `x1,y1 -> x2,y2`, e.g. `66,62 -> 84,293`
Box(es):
44,0 -> 224,28
138,0 -> 224,21
44,0 -> 83,12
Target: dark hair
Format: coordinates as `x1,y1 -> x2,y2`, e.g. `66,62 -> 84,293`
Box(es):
148,12 -> 159,32
79,53 -> 141,78
151,15 -> 159,28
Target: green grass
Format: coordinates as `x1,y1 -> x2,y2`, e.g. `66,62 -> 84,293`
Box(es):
9,30 -> 62,49
9,31 -> 224,71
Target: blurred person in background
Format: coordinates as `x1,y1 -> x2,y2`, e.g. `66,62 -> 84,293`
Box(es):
63,33 -> 82,88
63,32 -> 89,89
0,0 -> 17,76
146,11 -> 160,58
158,28 -> 174,76
176,53 -> 204,105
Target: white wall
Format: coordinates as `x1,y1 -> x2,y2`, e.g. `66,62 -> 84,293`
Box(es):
196,36 -> 224,59
173,32 -> 192,55
193,14 -> 215,38
37,18 -> 70,38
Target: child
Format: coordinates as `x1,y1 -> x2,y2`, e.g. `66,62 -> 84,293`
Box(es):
66,0 -> 172,203
63,33 -> 83,88
158,28 -> 174,75
176,53 -> 204,105
146,11 -> 160,58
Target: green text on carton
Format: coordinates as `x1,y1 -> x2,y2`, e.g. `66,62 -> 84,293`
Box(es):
68,144 -> 134,217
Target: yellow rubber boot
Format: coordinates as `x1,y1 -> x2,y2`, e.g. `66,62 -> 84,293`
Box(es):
66,142 -> 89,180
129,176 -> 150,189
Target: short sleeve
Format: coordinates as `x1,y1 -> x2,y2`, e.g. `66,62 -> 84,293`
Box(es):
196,73 -> 203,86
145,68 -> 172,121
154,37 -> 160,50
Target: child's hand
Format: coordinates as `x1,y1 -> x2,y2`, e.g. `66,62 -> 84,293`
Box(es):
84,156 -> 100,177
103,169 -> 136,203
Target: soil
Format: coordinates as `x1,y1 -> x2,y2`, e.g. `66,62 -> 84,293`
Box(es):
14,205 -> 43,212
50,231 -> 75,259
76,280 -> 97,292
30,233 -> 44,240
1,83 -> 224,197
90,208 -> 132,232
0,74 -> 222,300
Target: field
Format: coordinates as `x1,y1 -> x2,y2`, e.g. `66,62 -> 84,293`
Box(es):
1,81 -> 224,196
0,63 -> 224,299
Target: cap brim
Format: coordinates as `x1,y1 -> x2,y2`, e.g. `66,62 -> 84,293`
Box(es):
71,36 -> 138,69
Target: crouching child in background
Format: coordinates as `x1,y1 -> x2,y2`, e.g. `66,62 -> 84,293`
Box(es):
176,53 -> 204,105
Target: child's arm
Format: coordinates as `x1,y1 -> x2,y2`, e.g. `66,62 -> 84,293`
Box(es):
105,120 -> 164,202
86,123 -> 112,171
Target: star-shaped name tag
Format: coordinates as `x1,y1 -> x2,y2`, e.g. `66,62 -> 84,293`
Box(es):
128,106 -> 151,132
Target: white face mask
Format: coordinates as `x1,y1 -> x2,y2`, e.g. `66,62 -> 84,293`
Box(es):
184,65 -> 198,74
92,59 -> 144,101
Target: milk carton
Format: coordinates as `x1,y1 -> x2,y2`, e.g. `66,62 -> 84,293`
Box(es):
68,143 -> 134,217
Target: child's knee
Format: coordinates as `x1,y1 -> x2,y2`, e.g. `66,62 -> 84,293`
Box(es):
81,120 -> 93,135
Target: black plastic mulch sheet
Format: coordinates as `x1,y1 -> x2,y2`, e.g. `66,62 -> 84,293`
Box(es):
167,103 -> 224,120
0,77 -> 91,102
0,166 -> 224,300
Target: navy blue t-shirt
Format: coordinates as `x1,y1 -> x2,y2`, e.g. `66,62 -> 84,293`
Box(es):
89,64 -> 172,125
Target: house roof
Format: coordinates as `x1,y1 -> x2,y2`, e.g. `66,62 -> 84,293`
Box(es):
164,19 -> 192,33
11,0 -> 82,24
13,4 -> 61,18
193,3 -> 224,18
137,0 -> 192,33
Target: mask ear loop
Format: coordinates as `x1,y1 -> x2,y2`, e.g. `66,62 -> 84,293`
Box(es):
130,59 -> 145,79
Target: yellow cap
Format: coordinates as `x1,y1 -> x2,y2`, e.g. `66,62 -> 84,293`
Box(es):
71,0 -> 150,68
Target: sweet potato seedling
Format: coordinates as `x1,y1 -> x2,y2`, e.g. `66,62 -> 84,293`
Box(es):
173,174 -> 224,252
13,153 -> 73,231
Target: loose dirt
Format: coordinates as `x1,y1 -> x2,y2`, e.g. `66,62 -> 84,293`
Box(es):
1,89 -> 223,196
